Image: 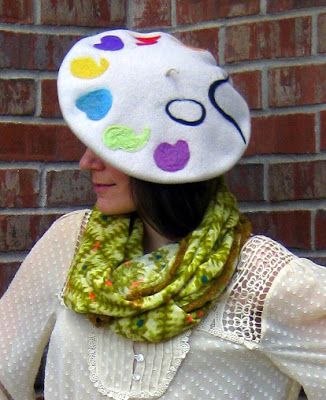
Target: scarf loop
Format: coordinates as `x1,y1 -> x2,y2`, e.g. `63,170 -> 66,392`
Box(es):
63,186 -> 251,342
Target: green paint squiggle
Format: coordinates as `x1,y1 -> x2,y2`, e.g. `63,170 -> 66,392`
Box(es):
103,125 -> 150,152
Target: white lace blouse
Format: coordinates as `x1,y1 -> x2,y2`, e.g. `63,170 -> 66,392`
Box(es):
0,210 -> 325,400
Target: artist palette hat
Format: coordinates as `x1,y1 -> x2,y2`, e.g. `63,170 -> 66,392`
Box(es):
58,29 -> 250,183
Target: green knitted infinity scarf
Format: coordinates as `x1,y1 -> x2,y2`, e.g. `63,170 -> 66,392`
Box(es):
63,186 -> 251,342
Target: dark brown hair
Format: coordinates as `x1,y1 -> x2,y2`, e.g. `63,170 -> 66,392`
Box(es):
130,177 -> 220,240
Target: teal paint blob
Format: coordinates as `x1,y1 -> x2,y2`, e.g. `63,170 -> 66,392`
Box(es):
76,89 -> 113,121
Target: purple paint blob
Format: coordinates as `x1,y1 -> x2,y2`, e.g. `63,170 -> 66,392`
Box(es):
154,140 -> 190,172
94,35 -> 124,51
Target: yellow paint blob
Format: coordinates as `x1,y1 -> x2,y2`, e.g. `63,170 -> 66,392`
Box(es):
70,57 -> 109,79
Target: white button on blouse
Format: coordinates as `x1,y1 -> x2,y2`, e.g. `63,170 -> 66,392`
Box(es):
134,353 -> 144,362
132,374 -> 141,381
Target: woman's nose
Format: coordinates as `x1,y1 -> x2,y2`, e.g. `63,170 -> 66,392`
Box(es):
79,148 -> 105,170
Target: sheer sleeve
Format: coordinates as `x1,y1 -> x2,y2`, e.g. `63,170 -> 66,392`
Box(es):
261,257 -> 326,400
0,210 -> 87,400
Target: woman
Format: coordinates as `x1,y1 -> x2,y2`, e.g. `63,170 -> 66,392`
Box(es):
0,29 -> 325,400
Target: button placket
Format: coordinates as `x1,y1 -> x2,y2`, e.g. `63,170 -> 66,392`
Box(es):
131,344 -> 146,391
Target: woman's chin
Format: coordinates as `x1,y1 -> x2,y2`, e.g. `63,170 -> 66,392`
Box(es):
95,199 -> 136,216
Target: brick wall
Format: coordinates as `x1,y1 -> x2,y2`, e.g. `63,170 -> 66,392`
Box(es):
0,0 -> 326,300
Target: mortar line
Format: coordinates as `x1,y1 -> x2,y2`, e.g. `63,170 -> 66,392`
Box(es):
249,104 -> 326,116
0,22 -> 103,35
261,67 -> 269,110
39,167 -> 47,208
240,153 -> 326,164
222,55 -> 326,70
126,0 -> 132,29
315,111 -> 321,153
238,200 -> 326,212
33,0 -> 41,24
260,0 -> 267,15
35,78 -> 42,117
263,162 -> 269,202
0,162 -> 43,169
288,249 -> 326,258
0,253 -> 28,263
0,116 -> 65,124
0,70 -> 58,79
311,209 -> 316,251
167,7 -> 326,31
0,207 -> 88,215
171,0 -> 177,27
218,25 -> 225,66
311,13 -> 318,56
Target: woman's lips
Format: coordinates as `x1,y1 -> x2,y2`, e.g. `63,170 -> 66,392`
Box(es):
93,183 -> 116,194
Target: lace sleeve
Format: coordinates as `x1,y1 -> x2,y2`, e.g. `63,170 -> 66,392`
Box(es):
0,210 -> 87,400
261,258 -> 326,399
200,235 -> 295,346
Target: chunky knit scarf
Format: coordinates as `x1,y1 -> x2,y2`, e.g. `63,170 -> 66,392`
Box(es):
63,185 -> 251,342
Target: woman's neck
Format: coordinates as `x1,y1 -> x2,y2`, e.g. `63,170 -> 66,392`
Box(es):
142,221 -> 174,254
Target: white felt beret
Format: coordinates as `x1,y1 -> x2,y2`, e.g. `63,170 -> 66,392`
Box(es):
58,29 -> 250,183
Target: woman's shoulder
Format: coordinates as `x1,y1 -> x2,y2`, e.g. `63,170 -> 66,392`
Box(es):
199,235 -> 321,345
53,209 -> 91,226
22,209 -> 92,262
239,234 -> 295,270
229,235 -> 297,307
236,234 -> 324,293
44,209 -> 91,239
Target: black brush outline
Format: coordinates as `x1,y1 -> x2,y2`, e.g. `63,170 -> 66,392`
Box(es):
165,98 -> 206,126
208,77 -> 247,144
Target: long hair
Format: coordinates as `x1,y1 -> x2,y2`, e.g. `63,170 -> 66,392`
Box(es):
130,177 -> 221,240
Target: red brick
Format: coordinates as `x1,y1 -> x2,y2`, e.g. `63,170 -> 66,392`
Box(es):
269,161 -> 326,201
0,262 -> 20,298
316,210 -> 326,249
269,64 -> 326,107
46,170 -> 95,207
230,71 -> 262,110
321,110 -> 326,150
41,0 -> 126,27
40,80 -> 61,118
247,210 -> 311,249
129,0 -> 171,28
226,164 -> 264,202
0,123 -> 85,162
0,79 -> 35,116
225,17 -> 311,63
246,114 -> 315,156
318,14 -> 326,53
0,0 -> 33,24
0,169 -> 40,208
175,29 -> 219,63
0,214 -> 60,252
176,0 -> 259,24
267,0 -> 326,13
0,31 -> 78,71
